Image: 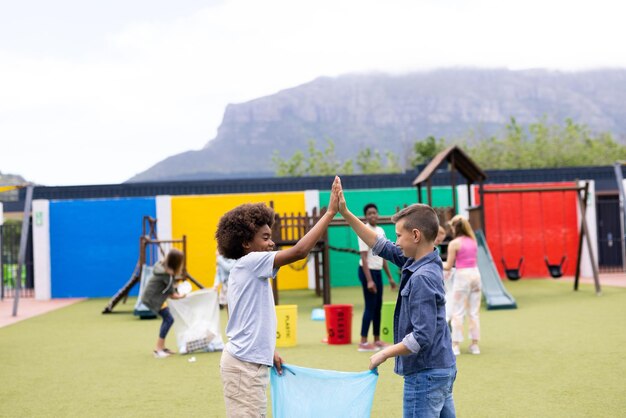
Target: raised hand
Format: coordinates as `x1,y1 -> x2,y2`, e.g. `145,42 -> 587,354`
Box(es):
327,176 -> 340,215
336,177 -> 348,215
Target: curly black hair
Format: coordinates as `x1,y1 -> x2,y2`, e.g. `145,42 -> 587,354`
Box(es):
215,203 -> 275,259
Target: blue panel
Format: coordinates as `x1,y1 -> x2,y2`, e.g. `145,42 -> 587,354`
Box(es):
49,198 -> 156,298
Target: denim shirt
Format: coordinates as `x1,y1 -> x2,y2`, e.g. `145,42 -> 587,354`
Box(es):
372,236 -> 456,376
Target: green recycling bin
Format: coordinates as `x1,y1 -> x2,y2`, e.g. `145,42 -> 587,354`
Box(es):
381,301 -> 396,343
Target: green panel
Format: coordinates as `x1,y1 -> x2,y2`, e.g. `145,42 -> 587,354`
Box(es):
321,187 -> 454,287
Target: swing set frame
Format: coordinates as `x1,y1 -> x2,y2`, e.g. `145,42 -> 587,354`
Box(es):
480,181 -> 601,294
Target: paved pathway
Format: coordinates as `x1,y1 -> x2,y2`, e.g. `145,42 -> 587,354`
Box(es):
562,272 -> 626,289
0,297 -> 84,329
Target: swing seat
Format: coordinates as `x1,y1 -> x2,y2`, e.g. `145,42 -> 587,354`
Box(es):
502,257 -> 524,281
545,256 -> 567,279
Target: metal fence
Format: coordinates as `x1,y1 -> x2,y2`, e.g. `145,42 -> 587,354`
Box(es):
0,222 -> 34,299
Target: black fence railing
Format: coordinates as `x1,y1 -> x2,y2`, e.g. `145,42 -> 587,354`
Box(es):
0,222 -> 34,299
596,196 -> 624,273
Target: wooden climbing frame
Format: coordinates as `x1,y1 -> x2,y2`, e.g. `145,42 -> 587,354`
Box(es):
270,206 -> 331,305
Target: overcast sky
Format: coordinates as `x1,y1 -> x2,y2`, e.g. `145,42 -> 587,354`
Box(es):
1,0 -> 625,186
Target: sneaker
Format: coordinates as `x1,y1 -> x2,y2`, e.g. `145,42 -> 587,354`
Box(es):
452,345 -> 461,356
468,344 -> 480,355
374,340 -> 390,349
153,350 -> 170,359
357,342 -> 380,352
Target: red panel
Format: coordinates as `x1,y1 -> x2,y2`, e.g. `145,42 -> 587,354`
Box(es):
475,182 -> 579,279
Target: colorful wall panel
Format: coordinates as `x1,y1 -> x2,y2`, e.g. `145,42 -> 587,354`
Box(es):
171,192 -> 308,290
320,187 -> 456,287
477,183 -> 580,278
49,198 -> 156,298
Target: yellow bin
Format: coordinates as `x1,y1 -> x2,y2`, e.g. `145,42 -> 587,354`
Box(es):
275,305 -> 298,347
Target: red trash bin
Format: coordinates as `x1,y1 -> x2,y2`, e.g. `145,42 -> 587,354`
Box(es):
323,304 -> 353,345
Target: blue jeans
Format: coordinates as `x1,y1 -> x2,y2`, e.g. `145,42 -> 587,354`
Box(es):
403,366 -> 457,418
158,307 -> 174,339
358,267 -> 383,338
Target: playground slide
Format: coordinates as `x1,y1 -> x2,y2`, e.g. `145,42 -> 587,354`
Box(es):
475,230 -> 517,310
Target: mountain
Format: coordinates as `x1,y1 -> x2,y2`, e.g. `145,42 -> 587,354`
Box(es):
0,173 -> 27,187
127,68 -> 626,182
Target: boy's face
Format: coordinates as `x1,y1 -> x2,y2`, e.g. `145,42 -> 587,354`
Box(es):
365,207 -> 379,226
244,224 -> 275,253
435,227 -> 446,246
394,219 -> 419,257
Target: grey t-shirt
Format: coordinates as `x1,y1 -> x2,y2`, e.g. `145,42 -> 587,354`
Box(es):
225,251 -> 278,366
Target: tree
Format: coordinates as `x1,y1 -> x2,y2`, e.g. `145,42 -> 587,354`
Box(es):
410,136 -> 447,167
356,148 -> 402,174
272,139 -> 353,177
465,118 -> 626,169
412,118 -> 626,170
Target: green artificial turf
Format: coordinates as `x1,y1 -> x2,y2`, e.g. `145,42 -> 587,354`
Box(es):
1,280 -> 625,417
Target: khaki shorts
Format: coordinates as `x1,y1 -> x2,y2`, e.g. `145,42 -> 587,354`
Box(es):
220,349 -> 270,418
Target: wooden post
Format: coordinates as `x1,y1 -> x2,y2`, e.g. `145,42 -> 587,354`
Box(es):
322,232 -> 331,305
450,156 -> 457,214
479,182 -> 486,237
574,182 -> 601,294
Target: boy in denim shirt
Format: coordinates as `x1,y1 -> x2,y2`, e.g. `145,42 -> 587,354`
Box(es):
337,178 -> 457,417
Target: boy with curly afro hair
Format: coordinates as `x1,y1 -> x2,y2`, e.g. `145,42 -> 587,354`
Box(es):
216,177 -> 340,418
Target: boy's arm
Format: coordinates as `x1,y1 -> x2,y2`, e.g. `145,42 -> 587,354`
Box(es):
337,178 -> 407,268
370,275 -> 441,371
273,351 -> 284,375
369,341 -> 411,370
405,275 -> 440,351
337,187 -> 378,247
382,259 -> 397,289
217,256 -> 237,272
443,239 -> 459,271
273,176 -> 340,268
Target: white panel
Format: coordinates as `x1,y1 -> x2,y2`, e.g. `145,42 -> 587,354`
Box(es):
32,199 -> 51,300
304,190 -> 320,290
0,202 -> 4,225
456,185 -> 470,219
156,195 -> 172,241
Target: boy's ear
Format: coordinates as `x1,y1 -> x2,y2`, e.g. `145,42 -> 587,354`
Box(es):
242,241 -> 251,250
412,229 -> 421,243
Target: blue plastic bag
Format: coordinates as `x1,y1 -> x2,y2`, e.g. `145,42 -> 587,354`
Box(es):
270,364 -> 378,418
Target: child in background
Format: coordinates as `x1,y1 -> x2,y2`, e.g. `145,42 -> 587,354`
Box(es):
443,215 -> 482,356
435,225 -> 447,251
356,203 -> 397,352
215,177 -> 340,418
337,178 -> 457,417
141,248 -> 187,359
435,225 -> 454,323
213,250 -> 236,314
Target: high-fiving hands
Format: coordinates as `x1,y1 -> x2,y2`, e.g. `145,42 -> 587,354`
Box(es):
336,177 -> 348,216
327,176 -> 341,215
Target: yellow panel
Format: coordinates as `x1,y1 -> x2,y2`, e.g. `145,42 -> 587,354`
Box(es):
171,192 -> 310,291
